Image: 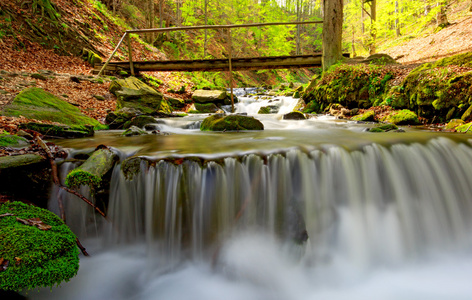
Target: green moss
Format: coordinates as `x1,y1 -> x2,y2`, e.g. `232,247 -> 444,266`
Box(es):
123,115 -> 156,129
0,133 -> 28,147
1,87 -> 102,128
302,100 -> 321,114
258,106 -> 271,114
382,109 -> 420,125
200,115 -> 264,131
65,168 -> 101,188
194,103 -> 219,113
445,119 -> 465,130
351,110 -> 375,122
368,124 -> 399,132
456,122 -> 472,133
19,122 -> 95,138
0,201 -> 79,291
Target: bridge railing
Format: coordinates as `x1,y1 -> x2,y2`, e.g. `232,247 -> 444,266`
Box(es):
98,21 -> 323,112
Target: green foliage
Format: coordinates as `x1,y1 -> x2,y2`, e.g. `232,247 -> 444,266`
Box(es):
0,201 -> 79,291
65,168 -> 101,188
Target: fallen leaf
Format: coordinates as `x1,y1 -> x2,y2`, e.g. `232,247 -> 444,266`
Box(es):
0,258 -> 9,272
16,217 -> 52,230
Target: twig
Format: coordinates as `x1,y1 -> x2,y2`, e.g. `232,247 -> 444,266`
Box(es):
464,123 -> 472,133
76,238 -> 90,256
60,186 -> 107,218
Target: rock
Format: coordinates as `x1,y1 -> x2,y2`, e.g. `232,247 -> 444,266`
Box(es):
456,122 -> 472,133
123,115 -> 156,129
367,124 -> 399,132
165,96 -> 186,109
0,202 -> 79,291
381,109 -> 420,125
1,87 -> 103,128
292,99 -> 306,111
258,106 -> 271,114
194,103 -> 220,113
445,119 -> 465,130
110,76 -> 172,114
93,95 -> 106,101
30,73 -> 48,81
201,115 -> 264,131
19,122 -> 94,138
351,110 -> 375,122
65,147 -> 118,188
0,134 -> 29,147
15,130 -> 34,140
303,100 -> 321,114
283,111 -> 306,120
122,125 -> 148,136
82,48 -> 102,67
192,90 -> 227,103
361,53 -> 398,65
461,104 -> 472,122
0,154 -> 46,169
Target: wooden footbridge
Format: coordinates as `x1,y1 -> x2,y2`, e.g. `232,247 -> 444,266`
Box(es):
96,21 -> 332,76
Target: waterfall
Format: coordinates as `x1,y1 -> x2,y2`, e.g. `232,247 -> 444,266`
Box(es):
101,137 -> 472,268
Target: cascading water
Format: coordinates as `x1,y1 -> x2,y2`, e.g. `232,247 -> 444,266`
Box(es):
35,135 -> 472,300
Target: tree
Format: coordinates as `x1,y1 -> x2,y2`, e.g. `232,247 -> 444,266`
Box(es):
322,0 -> 343,71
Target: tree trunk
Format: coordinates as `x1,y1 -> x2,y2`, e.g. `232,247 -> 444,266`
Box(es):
369,0 -> 377,55
436,1 -> 449,28
395,0 -> 401,36
322,0 -> 343,71
204,0 -> 208,57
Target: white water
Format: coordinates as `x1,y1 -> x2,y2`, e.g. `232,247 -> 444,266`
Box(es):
35,137 -> 472,300
35,92 -> 472,299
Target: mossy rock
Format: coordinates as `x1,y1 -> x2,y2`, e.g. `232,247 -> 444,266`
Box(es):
361,54 -> 398,65
200,115 -> 264,131
0,201 -> 79,291
122,125 -> 148,136
351,110 -> 375,122
456,122 -> 472,133
123,115 -> 156,129
0,154 -> 46,170
445,119 -> 465,130
105,107 -> 142,129
1,88 -> 104,128
258,106 -> 271,114
82,48 -> 102,67
283,111 -> 306,120
110,77 -> 172,114
0,133 -> 29,147
19,122 -> 94,138
381,109 -> 420,125
368,124 -> 399,132
165,96 -> 186,109
194,103 -> 219,113
303,100 -> 321,114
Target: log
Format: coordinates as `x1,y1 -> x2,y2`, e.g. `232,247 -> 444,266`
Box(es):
65,148 -> 118,188
0,154 -> 46,170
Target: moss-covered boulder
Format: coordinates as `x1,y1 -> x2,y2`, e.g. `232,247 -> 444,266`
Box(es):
200,115 -> 264,131
82,48 -> 102,67
193,103 -> 220,113
360,53 -> 398,65
110,77 -> 172,114
392,52 -> 472,122
0,201 -> 79,291
368,124 -> 399,132
283,111 -> 306,120
351,110 -> 375,122
303,100 -> 321,114
19,122 -> 94,138
123,115 -> 156,129
301,64 -> 394,110
122,125 -> 148,136
258,106 -> 271,114
105,107 -> 142,129
456,122 -> 472,133
445,119 -> 465,130
0,133 -> 29,147
0,87 -> 103,128
165,96 -> 186,109
381,109 -> 420,125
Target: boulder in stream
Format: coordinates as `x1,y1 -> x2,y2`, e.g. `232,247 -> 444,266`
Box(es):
110,76 -> 172,114
201,115 -> 264,131
380,109 -> 420,125
283,111 -> 306,120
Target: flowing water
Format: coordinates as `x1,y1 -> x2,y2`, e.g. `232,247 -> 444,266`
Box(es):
30,90 -> 472,299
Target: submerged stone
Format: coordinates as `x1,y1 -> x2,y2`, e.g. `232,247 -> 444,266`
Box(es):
200,115 -> 264,131
122,125 -> 148,136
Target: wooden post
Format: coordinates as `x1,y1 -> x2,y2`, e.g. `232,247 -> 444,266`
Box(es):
97,33 -> 128,77
127,33 -> 135,76
228,28 -> 234,113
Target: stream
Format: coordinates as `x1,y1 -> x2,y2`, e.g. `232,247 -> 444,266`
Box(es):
29,89 -> 472,300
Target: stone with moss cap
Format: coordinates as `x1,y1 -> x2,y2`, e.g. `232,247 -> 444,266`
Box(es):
0,133 -> 28,147
19,122 -> 94,138
0,201 -> 79,291
65,147 -> 118,188
381,109 -> 420,125
456,122 -> 472,133
445,119 -> 465,130
351,110 -> 375,122
0,87 -> 104,129
110,76 -> 172,115
283,111 -> 306,120
201,115 -> 264,131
